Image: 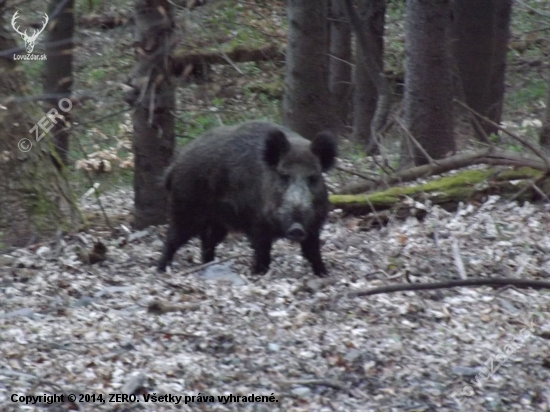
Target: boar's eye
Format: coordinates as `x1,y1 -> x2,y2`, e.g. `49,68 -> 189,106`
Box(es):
280,173 -> 291,183
307,175 -> 320,186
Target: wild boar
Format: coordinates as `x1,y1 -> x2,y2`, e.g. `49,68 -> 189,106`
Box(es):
157,121 -> 337,276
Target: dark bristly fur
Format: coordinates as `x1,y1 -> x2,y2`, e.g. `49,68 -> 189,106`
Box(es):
157,121 -> 337,276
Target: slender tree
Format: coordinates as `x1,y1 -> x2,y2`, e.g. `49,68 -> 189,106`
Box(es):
342,0 -> 390,154
401,0 -> 455,166
351,0 -> 386,151
283,0 -> 335,140
0,4 -> 80,247
486,0 -> 512,134
125,0 -> 176,228
44,0 -> 74,165
540,78 -> 550,150
328,0 -> 352,129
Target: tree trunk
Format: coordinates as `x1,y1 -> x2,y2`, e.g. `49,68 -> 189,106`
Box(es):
540,78 -> 550,150
328,0 -> 352,129
352,0 -> 385,151
126,0 -> 176,229
401,0 -> 455,167
44,0 -> 75,165
0,10 -> 80,248
451,0 -> 511,139
486,0 -> 512,135
283,0 -> 335,140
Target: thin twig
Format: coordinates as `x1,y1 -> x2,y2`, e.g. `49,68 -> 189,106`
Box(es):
525,25 -> 550,34
278,379 -> 347,391
364,196 -> 384,229
395,116 -> 437,165
455,99 -> 550,170
73,134 -> 114,233
167,253 -> 249,277
516,0 -> 550,18
451,238 -> 467,280
335,165 -> 379,182
327,53 -> 355,68
530,179 -> 550,201
221,51 -> 244,75
510,171 -> 550,201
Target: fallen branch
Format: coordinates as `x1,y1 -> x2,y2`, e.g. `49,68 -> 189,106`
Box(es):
335,278 -> 550,301
172,44 -> 284,77
455,99 -> 550,170
278,378 -> 347,391
175,253 -> 249,276
339,147 -> 547,194
79,14 -> 131,29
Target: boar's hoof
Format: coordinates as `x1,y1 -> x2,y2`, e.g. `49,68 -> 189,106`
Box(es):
286,223 -> 306,242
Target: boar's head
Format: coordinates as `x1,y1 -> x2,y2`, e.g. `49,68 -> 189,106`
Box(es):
262,128 -> 337,241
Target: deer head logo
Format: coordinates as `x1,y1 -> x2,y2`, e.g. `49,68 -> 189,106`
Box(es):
11,11 -> 49,54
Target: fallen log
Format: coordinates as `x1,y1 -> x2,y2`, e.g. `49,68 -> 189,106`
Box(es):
171,44 -> 284,78
339,148 -> 549,195
79,14 -> 131,29
330,167 -> 550,217
79,1 -> 205,28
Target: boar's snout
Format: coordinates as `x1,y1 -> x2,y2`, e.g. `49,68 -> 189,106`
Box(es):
286,222 -> 306,242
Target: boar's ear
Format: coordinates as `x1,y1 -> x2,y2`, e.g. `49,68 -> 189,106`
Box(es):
264,129 -> 291,167
311,131 -> 337,172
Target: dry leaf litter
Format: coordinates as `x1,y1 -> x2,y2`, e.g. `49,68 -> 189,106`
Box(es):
1,187 -> 550,411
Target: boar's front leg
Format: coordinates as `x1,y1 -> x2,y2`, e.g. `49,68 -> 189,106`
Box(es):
249,231 -> 273,274
300,232 -> 328,277
200,224 -> 228,263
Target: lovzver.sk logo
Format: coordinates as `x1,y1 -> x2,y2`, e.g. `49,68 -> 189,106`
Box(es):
12,11 -> 48,54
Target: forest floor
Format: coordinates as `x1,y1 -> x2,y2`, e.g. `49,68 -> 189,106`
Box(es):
1,184 -> 550,411
2,0 -> 550,411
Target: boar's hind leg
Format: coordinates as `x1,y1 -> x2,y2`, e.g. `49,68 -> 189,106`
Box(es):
300,233 -> 328,277
200,224 -> 228,263
157,223 -> 197,272
250,233 -> 272,274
